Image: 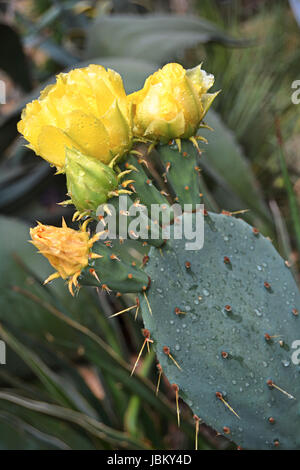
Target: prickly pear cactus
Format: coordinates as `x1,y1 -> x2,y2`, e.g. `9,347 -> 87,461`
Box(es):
140,211 -> 300,450
21,61 -> 300,450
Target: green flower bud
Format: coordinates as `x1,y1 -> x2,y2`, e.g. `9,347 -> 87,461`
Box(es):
65,147 -> 118,214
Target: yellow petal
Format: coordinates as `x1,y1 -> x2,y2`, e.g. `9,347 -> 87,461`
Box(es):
64,110 -> 110,163
101,101 -> 131,157
37,126 -> 80,168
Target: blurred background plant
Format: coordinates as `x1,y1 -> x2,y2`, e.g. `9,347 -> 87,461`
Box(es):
0,0 -> 299,450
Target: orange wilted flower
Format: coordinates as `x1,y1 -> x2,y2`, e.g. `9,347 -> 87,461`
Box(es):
30,218 -> 101,295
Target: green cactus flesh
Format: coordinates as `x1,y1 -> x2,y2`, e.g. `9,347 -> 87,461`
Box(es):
140,211 -> 300,450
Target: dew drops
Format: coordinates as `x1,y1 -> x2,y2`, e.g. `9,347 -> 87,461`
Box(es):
203,289 -> 210,296
175,344 -> 181,351
281,359 -> 290,367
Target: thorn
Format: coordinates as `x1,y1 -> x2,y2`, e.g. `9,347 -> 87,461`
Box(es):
89,268 -> 100,283
221,351 -> 229,359
110,254 -> 120,261
143,291 -> 152,316
193,415 -> 200,450
156,364 -> 162,396
175,138 -> 182,153
223,426 -> 230,435
131,329 -> 153,376
264,281 -> 271,290
171,383 -> 180,427
252,227 -> 259,235
292,308 -> 299,316
216,392 -> 240,419
189,136 -> 201,154
102,284 -> 111,293
268,417 -> 275,424
230,209 -> 250,216
134,297 -> 140,320
223,256 -> 231,264
109,304 -> 138,319
174,307 -> 186,315
267,380 -> 295,399
165,162 -> 171,172
224,305 -> 232,312
142,255 -> 149,267
72,211 -> 81,222
163,346 -> 182,370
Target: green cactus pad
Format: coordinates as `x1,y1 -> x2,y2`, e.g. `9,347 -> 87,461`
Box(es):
80,241 -> 150,293
157,140 -> 203,207
140,212 -> 300,450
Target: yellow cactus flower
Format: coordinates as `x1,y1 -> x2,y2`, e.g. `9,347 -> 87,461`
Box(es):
30,218 -> 101,295
129,63 -> 218,142
18,64 -> 132,170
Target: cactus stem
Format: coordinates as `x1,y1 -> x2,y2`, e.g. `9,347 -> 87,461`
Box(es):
131,329 -> 153,376
143,292 -> 153,316
156,364 -> 162,396
216,392 -> 240,419
171,383 -> 180,427
163,346 -> 182,371
109,303 -> 138,319
266,380 -> 295,400
193,415 -> 200,450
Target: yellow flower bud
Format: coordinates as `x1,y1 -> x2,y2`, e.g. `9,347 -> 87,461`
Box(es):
30,218 -> 101,295
18,65 -> 132,170
129,63 -> 218,142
